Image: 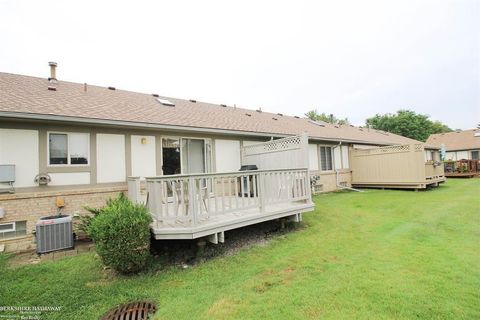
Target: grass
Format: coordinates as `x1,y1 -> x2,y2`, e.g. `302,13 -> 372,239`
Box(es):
1,179 -> 479,319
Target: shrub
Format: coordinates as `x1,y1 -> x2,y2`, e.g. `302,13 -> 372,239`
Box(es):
86,193 -> 152,274
78,205 -> 102,237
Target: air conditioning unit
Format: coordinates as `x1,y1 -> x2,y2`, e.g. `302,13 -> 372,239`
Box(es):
313,182 -> 323,195
36,215 -> 74,254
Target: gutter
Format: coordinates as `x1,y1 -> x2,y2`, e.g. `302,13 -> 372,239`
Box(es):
0,111 -> 401,145
332,141 -> 362,192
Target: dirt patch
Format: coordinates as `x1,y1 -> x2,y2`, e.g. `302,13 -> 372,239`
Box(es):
150,219 -> 304,268
7,240 -> 94,268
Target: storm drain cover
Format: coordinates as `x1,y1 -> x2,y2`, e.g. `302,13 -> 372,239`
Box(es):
101,301 -> 157,320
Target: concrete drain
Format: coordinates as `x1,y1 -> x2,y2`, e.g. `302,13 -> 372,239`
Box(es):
101,301 -> 157,320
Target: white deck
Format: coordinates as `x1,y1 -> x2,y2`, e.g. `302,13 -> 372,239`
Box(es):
128,168 -> 314,241
150,197 -> 313,239
127,134 -> 314,242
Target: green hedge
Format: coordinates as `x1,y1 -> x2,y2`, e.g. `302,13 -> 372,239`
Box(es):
87,193 -> 152,274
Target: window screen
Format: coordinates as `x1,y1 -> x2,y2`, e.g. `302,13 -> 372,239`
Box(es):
69,133 -> 89,164
320,146 -> 333,171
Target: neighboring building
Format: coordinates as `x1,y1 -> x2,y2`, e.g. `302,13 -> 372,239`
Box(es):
0,67 -> 432,252
427,129 -> 480,160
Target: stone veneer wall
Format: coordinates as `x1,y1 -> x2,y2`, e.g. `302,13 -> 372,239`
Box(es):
0,186 -> 127,253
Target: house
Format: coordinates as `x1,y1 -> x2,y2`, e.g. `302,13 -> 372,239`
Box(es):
426,129 -> 480,177
0,65 -> 440,252
426,129 -> 480,161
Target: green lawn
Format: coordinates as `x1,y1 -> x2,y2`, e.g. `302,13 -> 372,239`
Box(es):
1,179 -> 479,319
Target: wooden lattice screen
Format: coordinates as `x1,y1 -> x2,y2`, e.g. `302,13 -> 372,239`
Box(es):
352,143 -> 424,157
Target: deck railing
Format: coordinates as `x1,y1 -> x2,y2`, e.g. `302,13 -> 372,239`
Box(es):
425,162 -> 445,179
128,168 -> 311,226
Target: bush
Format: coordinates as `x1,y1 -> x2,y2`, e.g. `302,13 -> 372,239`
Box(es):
78,205 -> 102,237
86,193 -> 152,274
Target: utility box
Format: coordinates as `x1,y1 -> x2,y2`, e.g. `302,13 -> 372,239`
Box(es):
36,215 -> 74,254
0,164 -> 15,193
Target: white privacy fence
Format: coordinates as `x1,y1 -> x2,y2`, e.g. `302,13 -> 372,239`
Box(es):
241,133 -> 309,170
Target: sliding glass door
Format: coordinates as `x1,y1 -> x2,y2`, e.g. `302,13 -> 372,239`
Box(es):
161,137 -> 212,175
181,139 -> 206,174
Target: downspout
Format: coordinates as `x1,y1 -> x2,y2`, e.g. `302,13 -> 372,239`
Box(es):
332,141 -> 363,192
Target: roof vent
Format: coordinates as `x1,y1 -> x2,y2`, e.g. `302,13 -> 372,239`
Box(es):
189,99 -> 197,103
220,104 -> 227,107
272,117 -> 278,121
245,113 -> 252,117
474,132 -> 480,137
256,108 -> 262,113
152,93 -> 159,98
294,116 -> 300,119
47,86 -> 57,91
156,98 -> 175,107
108,86 -> 116,91
277,113 -> 283,116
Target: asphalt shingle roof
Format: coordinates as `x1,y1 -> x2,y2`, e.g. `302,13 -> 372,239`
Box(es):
426,129 -> 480,151
0,72 -> 419,145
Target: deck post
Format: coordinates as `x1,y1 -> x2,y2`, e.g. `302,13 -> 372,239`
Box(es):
189,177 -> 198,226
127,177 -> 141,204
258,172 -> 266,212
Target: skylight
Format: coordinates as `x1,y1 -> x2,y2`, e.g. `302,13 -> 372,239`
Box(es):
156,98 -> 175,107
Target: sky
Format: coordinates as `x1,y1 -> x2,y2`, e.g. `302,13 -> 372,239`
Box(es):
0,0 -> 478,129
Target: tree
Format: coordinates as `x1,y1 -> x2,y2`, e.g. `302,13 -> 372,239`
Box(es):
305,110 -> 349,125
365,110 -> 452,142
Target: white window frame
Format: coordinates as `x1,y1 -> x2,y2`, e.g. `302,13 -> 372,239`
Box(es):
47,131 -> 90,167
0,222 -> 15,233
318,145 -> 334,172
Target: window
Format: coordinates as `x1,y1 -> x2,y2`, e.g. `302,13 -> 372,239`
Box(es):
48,132 -> 89,165
320,146 -> 333,171
0,222 -> 15,232
472,151 -> 479,160
49,133 -> 68,164
0,221 -> 27,240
